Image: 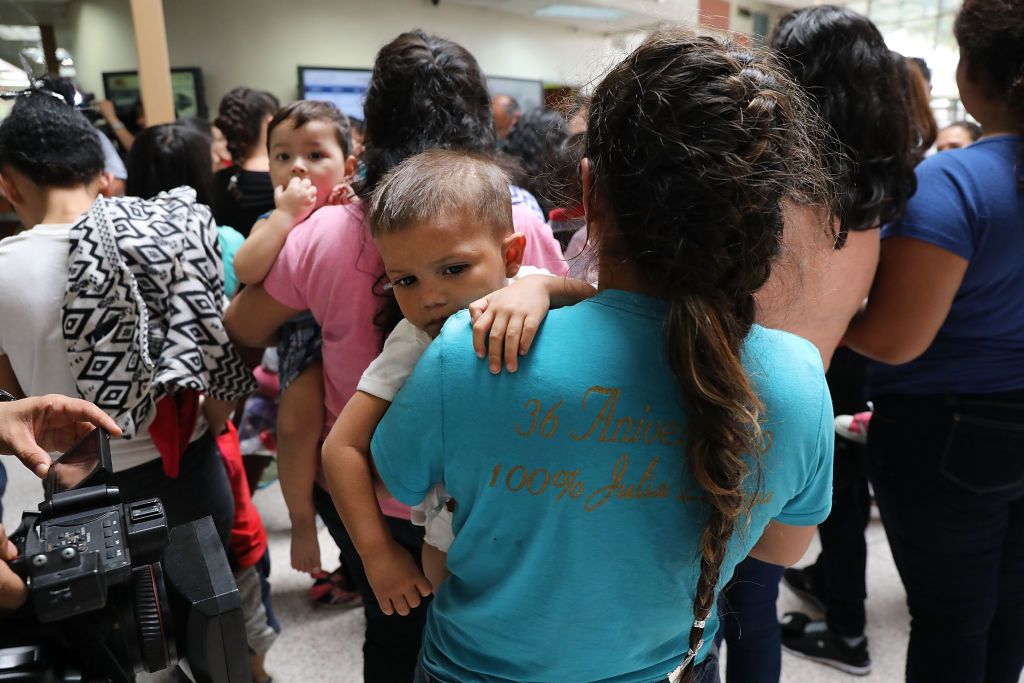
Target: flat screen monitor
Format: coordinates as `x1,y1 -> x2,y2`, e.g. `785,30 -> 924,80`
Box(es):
486,76 -> 544,112
298,67 -> 372,120
102,67 -> 207,119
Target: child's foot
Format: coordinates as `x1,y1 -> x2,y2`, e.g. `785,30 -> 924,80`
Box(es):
310,567 -> 362,607
834,411 -> 872,445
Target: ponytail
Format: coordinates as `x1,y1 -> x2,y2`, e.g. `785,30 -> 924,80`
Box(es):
667,296 -> 764,682
583,30 -> 834,681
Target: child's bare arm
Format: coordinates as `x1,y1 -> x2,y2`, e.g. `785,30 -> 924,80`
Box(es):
234,177 -> 317,285
322,391 -> 432,616
469,275 -> 596,373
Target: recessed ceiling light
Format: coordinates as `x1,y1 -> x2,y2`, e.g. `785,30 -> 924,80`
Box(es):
535,3 -> 630,20
0,25 -> 41,42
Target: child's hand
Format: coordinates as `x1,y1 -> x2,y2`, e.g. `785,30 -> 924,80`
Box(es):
274,177 -> 318,224
469,275 -> 551,374
363,542 -> 433,616
325,183 -> 358,206
290,520 -> 322,575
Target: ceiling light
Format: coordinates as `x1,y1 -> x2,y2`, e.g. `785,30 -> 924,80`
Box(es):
0,25 -> 41,42
535,4 -> 630,20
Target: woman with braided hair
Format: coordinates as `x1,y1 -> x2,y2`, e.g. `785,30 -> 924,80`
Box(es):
369,29 -> 835,683
212,86 -> 279,235
845,0 -> 1024,680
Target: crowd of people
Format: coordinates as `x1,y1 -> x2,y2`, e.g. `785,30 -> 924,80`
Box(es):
0,0 -> 1021,682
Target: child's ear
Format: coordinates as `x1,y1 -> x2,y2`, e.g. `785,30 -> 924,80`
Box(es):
344,155 -> 358,180
0,171 -> 23,208
502,232 -> 527,278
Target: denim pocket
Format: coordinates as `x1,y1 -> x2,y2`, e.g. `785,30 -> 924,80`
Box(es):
940,413 -> 1024,494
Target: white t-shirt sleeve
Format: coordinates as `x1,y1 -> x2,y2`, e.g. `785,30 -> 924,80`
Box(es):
357,319 -> 432,402
512,265 -> 552,281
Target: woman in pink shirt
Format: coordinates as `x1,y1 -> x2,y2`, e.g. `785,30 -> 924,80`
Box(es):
225,30 -> 565,683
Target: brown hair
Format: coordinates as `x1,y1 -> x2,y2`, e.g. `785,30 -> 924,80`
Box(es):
585,30 -> 833,680
905,57 -> 939,157
267,100 -> 352,158
214,86 -> 278,163
369,149 -> 513,240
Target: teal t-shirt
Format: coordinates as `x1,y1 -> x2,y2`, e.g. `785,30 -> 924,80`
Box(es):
217,225 -> 245,298
372,289 -> 833,683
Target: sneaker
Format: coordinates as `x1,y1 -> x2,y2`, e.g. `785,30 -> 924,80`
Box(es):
781,612 -> 871,676
310,567 -> 362,607
783,565 -> 825,613
835,411 -> 872,445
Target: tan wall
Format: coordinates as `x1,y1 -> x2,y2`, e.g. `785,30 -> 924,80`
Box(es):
65,0 -> 646,111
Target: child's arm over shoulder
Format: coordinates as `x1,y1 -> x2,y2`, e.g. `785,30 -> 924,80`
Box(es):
469,272 -> 597,374
322,389 -> 433,616
234,177 -> 318,286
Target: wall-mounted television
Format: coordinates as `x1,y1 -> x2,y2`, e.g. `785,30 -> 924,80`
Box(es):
102,67 -> 207,119
486,76 -> 544,112
298,66 -> 372,120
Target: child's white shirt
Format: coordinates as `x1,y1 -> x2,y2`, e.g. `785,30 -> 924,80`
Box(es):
357,265 -> 550,551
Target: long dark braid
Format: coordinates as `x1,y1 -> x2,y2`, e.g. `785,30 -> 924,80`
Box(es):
584,30 -> 833,681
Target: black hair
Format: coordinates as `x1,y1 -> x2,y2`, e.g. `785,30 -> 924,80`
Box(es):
502,107 -> 571,218
954,0 -> 1024,187
126,124 -> 215,206
214,87 -> 279,163
911,57 -> 932,84
267,100 -> 351,158
946,120 -> 983,142
359,29 -> 496,198
177,116 -> 214,143
772,5 -> 921,243
585,30 -> 833,682
0,91 -> 104,188
36,75 -> 78,107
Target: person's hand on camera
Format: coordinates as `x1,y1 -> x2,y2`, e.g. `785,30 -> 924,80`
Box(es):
0,523 -> 26,613
0,395 -> 121,478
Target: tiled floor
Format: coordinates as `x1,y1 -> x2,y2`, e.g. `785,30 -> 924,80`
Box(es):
2,457 -> 1019,683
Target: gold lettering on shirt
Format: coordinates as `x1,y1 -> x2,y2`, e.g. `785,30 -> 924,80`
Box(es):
493,385 -> 774,511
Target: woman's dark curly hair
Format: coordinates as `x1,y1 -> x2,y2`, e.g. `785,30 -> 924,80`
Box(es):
772,5 -> 920,244
955,0 -> 1024,186
0,91 -> 103,188
214,87 -> 279,163
502,107 -> 571,218
585,29 -> 833,682
126,124 -> 215,206
359,29 -> 495,198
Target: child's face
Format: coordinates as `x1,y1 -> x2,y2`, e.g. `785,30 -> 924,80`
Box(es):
376,214 -> 521,338
268,119 -> 347,210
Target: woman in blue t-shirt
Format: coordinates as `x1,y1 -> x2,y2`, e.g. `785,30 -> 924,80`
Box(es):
844,1 -> 1024,681
370,31 -> 837,683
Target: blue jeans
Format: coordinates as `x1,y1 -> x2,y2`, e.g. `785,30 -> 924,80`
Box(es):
413,652 -> 721,683
870,392 -> 1024,683
715,556 -> 783,683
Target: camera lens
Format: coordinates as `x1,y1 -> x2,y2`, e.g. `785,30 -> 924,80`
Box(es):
131,563 -> 177,672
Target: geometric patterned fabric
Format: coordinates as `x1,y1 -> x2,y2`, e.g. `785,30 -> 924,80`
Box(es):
64,187 -> 256,438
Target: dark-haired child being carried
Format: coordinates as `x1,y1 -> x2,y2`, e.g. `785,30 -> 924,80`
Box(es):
234,100 -> 360,600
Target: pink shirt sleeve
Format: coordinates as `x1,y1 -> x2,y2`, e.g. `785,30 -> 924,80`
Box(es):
513,204 -> 570,276
263,218 -> 314,311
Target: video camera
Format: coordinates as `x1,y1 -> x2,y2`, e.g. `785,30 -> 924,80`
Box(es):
2,429 -> 250,683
